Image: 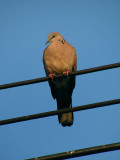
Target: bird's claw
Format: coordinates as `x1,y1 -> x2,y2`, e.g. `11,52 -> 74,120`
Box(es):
63,71 -> 70,77
49,73 -> 55,80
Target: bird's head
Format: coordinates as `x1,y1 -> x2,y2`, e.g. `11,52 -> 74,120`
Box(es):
45,32 -> 65,45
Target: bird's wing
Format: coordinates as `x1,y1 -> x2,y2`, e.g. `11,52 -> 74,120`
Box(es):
72,47 -> 77,71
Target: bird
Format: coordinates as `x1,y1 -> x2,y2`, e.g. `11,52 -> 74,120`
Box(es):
43,32 -> 77,127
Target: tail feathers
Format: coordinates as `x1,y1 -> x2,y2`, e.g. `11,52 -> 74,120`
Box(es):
58,103 -> 73,127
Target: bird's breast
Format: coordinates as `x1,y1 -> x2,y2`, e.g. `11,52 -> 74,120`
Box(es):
44,43 -> 75,75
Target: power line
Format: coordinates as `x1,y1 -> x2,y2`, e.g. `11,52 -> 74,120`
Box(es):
0,99 -> 120,126
0,62 -> 120,90
0,63 -> 120,159
25,142 -> 120,160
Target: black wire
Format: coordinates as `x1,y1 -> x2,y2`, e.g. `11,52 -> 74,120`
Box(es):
0,99 -> 120,126
0,63 -> 120,159
0,62 -> 120,90
25,142 -> 120,160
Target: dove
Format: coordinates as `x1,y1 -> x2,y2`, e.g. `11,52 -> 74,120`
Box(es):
43,32 -> 77,127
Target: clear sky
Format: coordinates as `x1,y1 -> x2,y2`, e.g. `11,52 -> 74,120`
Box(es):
0,0 -> 120,160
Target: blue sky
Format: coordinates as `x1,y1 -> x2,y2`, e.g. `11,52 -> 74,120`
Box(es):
0,0 -> 120,160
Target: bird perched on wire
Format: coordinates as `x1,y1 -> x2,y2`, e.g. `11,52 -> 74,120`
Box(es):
43,32 -> 77,127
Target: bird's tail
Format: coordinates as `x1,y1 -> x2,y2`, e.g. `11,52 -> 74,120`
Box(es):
49,77 -> 75,127
57,100 -> 73,127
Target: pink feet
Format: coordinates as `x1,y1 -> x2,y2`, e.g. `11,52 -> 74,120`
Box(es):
63,70 -> 70,77
49,71 -> 70,79
49,73 -> 55,80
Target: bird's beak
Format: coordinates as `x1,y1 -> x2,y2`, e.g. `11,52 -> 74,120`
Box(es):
45,40 -> 49,45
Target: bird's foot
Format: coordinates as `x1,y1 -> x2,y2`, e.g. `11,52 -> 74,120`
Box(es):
63,70 -> 70,77
49,73 -> 55,80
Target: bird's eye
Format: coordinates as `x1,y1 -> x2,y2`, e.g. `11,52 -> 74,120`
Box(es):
53,35 -> 55,38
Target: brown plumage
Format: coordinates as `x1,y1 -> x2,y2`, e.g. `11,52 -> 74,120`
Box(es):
43,32 -> 77,127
